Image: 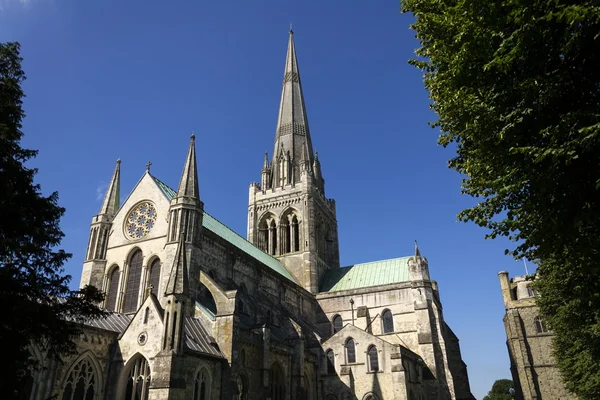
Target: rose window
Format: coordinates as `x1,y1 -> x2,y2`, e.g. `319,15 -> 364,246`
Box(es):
125,202 -> 157,240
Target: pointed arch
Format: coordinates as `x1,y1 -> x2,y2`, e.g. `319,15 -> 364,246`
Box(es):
105,265 -> 121,311
59,351 -> 102,400
237,373 -> 248,400
123,249 -> 143,313
193,366 -> 211,400
120,354 -> 151,400
534,316 -> 547,333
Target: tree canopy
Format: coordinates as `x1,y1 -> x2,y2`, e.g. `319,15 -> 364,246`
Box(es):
399,0 -> 600,397
0,42 -> 105,397
482,379 -> 514,400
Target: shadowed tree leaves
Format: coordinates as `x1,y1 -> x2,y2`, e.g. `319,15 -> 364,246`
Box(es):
400,0 -> 600,397
0,42 -> 106,398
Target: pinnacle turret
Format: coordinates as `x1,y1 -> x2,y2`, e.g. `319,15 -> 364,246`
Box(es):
99,159 -> 121,217
176,135 -> 199,199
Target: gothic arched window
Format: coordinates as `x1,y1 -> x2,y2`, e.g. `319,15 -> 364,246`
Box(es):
105,266 -> 120,311
332,315 -> 343,334
61,355 -> 98,400
382,309 -> 394,333
193,368 -> 210,400
148,258 -> 161,297
270,363 -> 285,400
534,316 -> 547,333
269,220 -> 277,255
123,250 -> 143,313
123,355 -> 150,400
345,338 -> 356,364
368,345 -> 379,372
326,349 -> 335,374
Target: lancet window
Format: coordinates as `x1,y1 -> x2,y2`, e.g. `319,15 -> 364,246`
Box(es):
345,338 -> 356,364
326,349 -> 335,374
147,258 -> 161,297
105,266 -> 120,312
123,355 -> 150,400
123,250 -> 143,313
382,309 -> 394,333
368,345 -> 379,372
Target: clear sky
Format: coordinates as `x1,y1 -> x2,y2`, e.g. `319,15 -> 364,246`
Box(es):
1,0 -> 534,398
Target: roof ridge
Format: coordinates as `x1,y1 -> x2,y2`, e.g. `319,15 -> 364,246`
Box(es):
343,255 -> 412,268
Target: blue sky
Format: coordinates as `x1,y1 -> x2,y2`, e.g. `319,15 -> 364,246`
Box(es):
2,0 -> 534,398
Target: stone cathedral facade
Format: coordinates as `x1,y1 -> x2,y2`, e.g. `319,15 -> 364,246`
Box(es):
26,32 -> 475,400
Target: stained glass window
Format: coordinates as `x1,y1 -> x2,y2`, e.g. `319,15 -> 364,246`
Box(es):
382,309 -> 394,333
346,338 -> 356,363
148,258 -> 161,297
193,369 -> 210,400
123,250 -> 143,313
106,267 -> 120,311
332,315 -> 343,333
368,345 -> 379,372
125,202 -> 157,240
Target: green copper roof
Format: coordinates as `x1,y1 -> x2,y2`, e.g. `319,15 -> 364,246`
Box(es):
320,257 -> 411,292
152,176 -> 298,284
152,176 -> 177,199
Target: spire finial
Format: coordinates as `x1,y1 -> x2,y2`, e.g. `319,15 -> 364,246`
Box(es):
191,133 -> 195,140
415,240 -> 421,258
99,159 -> 121,217
289,22 -> 293,34
145,161 -> 152,172
176,135 -> 200,199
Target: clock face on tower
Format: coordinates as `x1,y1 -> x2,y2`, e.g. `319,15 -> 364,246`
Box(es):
124,201 -> 157,240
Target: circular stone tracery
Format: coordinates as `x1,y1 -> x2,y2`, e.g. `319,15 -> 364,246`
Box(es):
125,201 -> 157,240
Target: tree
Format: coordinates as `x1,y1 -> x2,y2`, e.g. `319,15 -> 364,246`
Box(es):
399,0 -> 600,397
482,379 -> 514,400
0,42 -> 105,397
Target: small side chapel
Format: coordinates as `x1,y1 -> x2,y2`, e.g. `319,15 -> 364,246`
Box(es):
25,31 -> 475,400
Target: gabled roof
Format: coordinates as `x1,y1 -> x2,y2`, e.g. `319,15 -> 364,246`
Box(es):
151,176 -> 298,283
320,257 -> 411,293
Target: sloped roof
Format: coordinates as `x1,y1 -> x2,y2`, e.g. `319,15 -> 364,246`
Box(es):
185,317 -> 225,358
151,175 -> 297,283
86,313 -> 132,333
319,257 -> 411,293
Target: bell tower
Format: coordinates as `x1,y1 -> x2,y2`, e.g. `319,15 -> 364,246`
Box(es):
248,30 -> 339,293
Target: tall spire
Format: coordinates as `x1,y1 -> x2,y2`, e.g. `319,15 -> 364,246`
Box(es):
272,30 -> 315,181
99,159 -> 120,217
177,135 -> 199,198
165,233 -> 189,296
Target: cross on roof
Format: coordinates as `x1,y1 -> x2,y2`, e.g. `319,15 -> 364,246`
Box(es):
146,161 -> 152,172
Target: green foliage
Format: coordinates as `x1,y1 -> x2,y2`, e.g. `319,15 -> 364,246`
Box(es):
482,379 -> 514,400
400,0 -> 600,397
0,42 -> 106,397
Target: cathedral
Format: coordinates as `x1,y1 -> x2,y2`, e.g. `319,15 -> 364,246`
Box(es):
26,31 -> 475,400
